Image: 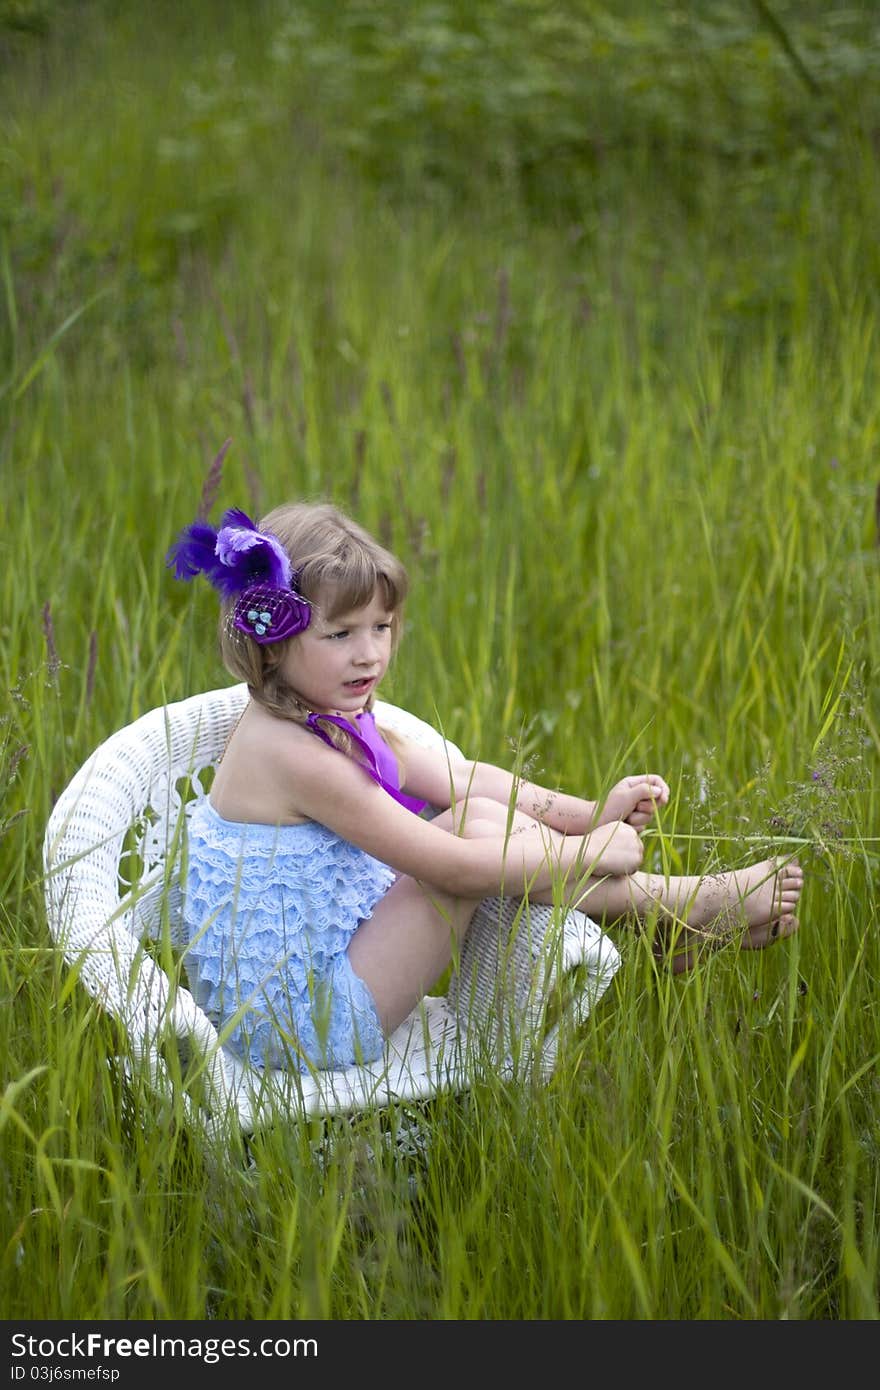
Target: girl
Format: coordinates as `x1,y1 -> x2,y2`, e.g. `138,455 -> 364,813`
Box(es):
168,500 -> 804,1074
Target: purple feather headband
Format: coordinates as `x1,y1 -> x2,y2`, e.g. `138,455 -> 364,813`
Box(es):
166,507 -> 311,644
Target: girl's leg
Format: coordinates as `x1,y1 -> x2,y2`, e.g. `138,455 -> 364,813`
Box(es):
346,804 -> 500,1036
347,875 -> 479,1036
350,799 -> 805,1030
559,861 -> 803,972
426,799 -> 804,965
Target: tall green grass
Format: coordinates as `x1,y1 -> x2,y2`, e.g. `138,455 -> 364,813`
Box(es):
1,1 -> 878,1319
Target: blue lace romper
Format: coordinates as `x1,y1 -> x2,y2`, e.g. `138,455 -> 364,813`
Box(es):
182,712 -> 425,1073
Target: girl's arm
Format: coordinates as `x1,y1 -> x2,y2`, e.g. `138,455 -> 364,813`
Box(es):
396,738 -> 668,834
279,731 -> 644,898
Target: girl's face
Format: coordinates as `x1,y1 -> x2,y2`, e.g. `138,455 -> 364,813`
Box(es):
279,586 -> 395,715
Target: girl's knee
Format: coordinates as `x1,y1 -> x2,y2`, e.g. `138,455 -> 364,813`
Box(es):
459,800 -> 553,843
456,797 -> 509,834
461,814 -> 508,841
428,798 -> 505,837
431,797 -> 551,842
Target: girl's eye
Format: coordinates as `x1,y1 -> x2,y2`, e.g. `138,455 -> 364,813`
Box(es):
325,619 -> 391,639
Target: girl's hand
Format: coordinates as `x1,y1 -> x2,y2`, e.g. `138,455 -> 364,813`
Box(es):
600,774 -> 669,830
583,819 -> 644,876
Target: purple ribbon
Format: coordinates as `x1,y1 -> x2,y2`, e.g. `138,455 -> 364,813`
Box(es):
306,711 -> 427,814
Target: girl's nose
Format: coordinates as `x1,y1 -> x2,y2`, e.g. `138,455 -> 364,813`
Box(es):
354,636 -> 380,666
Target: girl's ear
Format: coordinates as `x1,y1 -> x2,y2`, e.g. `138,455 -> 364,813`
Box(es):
261,644 -> 285,677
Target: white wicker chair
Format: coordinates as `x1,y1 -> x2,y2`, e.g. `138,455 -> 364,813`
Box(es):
42,684 -> 622,1136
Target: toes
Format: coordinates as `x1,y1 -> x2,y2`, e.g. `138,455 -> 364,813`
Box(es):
776,857 -> 803,880
741,914 -> 799,950
777,867 -> 804,909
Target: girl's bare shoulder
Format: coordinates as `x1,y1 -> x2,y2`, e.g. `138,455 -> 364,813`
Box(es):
209,699 -> 322,824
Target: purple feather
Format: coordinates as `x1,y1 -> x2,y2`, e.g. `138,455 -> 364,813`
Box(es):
220,507 -> 259,532
214,510 -> 291,596
167,505 -> 293,602
165,521 -> 221,582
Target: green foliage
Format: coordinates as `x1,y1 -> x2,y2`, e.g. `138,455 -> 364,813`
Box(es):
0,0 -> 52,37
2,0 -> 879,334
265,0 -> 880,191
1,0 -> 878,1323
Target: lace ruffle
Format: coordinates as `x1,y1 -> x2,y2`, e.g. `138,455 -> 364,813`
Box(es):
183,799 -> 395,1070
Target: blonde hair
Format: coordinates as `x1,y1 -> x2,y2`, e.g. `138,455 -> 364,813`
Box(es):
218,501 -> 409,757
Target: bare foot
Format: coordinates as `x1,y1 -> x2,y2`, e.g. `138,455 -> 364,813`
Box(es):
668,857 -> 803,935
646,857 -> 804,972
564,856 -> 804,972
